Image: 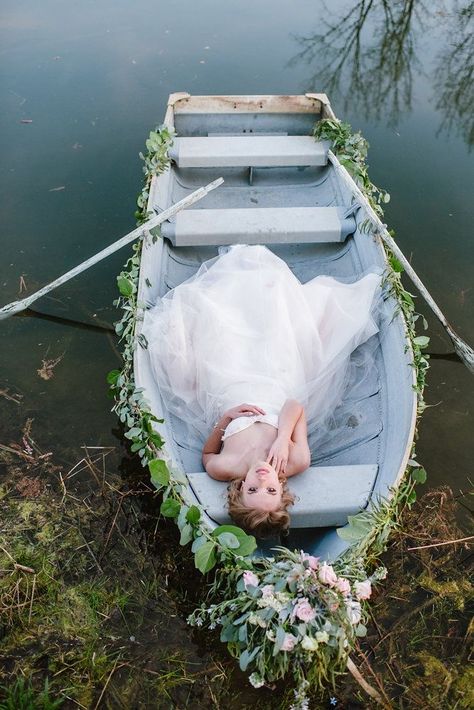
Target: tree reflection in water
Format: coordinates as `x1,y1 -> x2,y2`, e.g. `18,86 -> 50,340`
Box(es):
435,1 -> 474,148
290,0 -> 423,124
290,0 -> 473,148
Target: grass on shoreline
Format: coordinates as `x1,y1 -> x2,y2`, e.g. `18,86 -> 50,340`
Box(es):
0,425 -> 234,709
0,418 -> 472,709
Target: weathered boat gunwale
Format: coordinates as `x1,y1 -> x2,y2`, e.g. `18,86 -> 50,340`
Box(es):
166,92 -> 328,115
327,149 -> 418,498
134,93 -> 418,560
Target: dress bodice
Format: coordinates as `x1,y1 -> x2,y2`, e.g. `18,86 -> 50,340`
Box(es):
221,413 -> 279,441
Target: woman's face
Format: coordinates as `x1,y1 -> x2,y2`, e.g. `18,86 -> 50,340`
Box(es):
241,461 -> 282,511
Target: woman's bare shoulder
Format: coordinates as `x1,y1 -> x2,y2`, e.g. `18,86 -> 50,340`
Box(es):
203,452 -> 242,481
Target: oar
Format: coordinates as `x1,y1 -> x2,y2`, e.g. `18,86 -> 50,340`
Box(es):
0,177 -> 224,321
328,150 -> 474,374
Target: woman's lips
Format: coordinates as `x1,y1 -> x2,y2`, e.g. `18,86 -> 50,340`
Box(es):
256,467 -> 269,475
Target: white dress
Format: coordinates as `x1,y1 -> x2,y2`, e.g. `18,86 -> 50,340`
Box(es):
143,245 -> 382,441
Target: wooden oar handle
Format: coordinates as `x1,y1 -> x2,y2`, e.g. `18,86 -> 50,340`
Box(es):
0,177 -> 224,321
327,151 -> 448,327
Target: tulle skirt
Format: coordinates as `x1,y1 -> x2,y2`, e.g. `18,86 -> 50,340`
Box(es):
143,245 -> 383,441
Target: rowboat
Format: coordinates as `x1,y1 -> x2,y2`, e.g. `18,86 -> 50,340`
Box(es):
134,93 -> 417,561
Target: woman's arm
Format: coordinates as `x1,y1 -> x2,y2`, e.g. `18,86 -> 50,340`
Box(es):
286,408 -> 311,476
202,403 -> 265,479
267,400 -> 310,476
202,414 -> 232,461
277,399 -> 304,441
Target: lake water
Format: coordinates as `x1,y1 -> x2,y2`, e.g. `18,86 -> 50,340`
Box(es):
1,0 -> 472,500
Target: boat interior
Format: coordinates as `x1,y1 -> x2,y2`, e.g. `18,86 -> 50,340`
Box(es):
136,97 -> 416,558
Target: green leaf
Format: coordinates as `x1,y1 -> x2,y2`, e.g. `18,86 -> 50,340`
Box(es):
217,532 -> 240,549
211,525 -> 257,556
130,441 -> 145,453
194,541 -> 217,574
273,626 -> 286,656
406,489 -> 417,506
180,523 -> 193,546
117,275 -> 134,297
149,459 -> 170,488
389,256 -> 404,273
186,505 -> 201,525
413,336 -> 430,348
106,369 -> 121,385
212,524 -> 245,537
160,498 -> 180,518
412,467 -> 427,484
149,432 -> 164,447
177,505 -> 189,531
337,513 -> 372,541
191,535 -> 206,553
234,535 -> 257,557
238,623 -> 248,643
355,623 -> 367,637
239,646 -> 260,672
125,427 -> 142,440
220,623 -> 239,642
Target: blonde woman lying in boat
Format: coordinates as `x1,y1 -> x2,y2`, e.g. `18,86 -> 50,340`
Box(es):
144,244 -> 382,537
202,399 -> 310,536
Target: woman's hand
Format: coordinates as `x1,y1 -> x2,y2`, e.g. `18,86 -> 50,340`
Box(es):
224,404 -> 266,420
266,435 -> 290,475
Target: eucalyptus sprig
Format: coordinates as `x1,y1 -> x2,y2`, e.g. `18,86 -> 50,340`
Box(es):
314,119 -> 390,220
136,125 -> 176,224
108,124 -> 177,465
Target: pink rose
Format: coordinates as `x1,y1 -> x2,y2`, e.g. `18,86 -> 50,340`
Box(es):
294,598 -> 316,622
354,579 -> 372,600
334,577 -> 351,596
301,553 -> 320,570
243,571 -> 259,588
318,563 -> 338,587
280,633 -> 297,651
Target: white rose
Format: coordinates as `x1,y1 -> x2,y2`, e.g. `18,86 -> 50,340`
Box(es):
301,635 -> 319,652
249,672 -> 265,688
345,600 -> 362,625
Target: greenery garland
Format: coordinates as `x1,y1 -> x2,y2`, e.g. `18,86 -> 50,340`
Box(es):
108,119 -> 429,707
313,119 -> 430,407
313,118 -> 430,563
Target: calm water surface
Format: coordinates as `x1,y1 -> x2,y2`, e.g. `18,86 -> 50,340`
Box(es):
1,1 -> 472,499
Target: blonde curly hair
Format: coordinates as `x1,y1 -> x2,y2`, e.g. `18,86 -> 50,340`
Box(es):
227,476 -> 295,538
